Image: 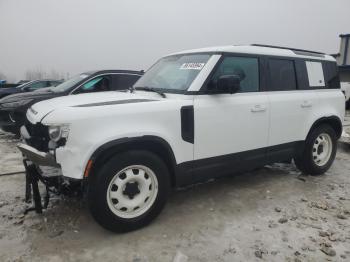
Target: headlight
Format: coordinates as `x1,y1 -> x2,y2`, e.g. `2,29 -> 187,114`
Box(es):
48,124 -> 70,142
1,99 -> 33,108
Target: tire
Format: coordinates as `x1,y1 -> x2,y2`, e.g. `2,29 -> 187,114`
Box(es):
88,150 -> 170,232
294,124 -> 337,175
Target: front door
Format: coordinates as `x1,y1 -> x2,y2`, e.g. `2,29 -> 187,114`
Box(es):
193,55 -> 269,181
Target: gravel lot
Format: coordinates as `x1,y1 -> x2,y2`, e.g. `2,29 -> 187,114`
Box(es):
1,117 -> 350,262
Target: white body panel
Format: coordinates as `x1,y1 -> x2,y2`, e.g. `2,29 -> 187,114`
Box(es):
268,90 -> 319,146
193,92 -> 269,159
267,89 -> 344,146
28,93 -> 194,179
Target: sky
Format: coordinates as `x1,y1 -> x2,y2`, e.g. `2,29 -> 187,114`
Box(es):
0,0 -> 349,82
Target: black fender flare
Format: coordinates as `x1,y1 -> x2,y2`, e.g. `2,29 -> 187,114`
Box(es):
308,116 -> 343,139
87,135 -> 178,185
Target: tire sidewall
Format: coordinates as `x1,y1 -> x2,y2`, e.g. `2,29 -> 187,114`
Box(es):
88,150 -> 170,232
305,125 -> 337,174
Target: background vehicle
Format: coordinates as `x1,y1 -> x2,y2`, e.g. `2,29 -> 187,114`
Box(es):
0,70 -> 143,134
18,45 -> 344,232
341,82 -> 350,108
17,80 -> 30,85
0,79 -> 62,99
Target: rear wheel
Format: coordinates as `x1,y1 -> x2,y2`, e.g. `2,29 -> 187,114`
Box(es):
88,150 -> 170,232
294,125 -> 337,175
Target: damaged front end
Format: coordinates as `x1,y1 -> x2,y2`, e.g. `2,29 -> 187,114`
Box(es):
17,123 -> 83,214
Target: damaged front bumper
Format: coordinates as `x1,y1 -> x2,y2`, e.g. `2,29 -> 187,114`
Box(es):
17,126 -> 84,215
17,143 -> 59,167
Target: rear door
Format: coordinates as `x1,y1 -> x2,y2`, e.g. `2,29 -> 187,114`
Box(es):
266,58 -> 320,161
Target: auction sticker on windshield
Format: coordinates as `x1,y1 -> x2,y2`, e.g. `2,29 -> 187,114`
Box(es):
180,63 -> 205,70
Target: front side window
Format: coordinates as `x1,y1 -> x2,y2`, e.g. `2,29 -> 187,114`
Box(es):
209,56 -> 260,92
27,81 -> 48,90
268,59 -> 297,91
75,75 -> 111,94
134,54 -> 211,92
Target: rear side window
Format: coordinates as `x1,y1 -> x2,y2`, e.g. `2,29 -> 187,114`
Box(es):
268,59 -> 297,91
209,56 -> 260,92
323,61 -> 340,89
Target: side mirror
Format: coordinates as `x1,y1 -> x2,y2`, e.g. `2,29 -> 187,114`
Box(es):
216,75 -> 241,94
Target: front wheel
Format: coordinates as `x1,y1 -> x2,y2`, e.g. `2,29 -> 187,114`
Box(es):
88,150 -> 170,232
294,125 -> 337,175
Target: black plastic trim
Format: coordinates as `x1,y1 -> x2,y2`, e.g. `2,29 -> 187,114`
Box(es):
308,116 -> 343,139
180,106 -> 194,144
343,36 -> 349,66
175,141 -> 302,186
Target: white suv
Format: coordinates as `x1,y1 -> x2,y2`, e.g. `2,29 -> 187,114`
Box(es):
19,45 -> 345,232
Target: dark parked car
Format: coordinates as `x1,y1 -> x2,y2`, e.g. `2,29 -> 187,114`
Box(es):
0,70 -> 143,134
17,80 -> 30,85
0,79 -> 63,99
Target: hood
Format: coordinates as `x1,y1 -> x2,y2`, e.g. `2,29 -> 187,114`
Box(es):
0,88 -> 56,103
28,91 -> 158,123
33,87 -> 53,93
0,87 -> 19,95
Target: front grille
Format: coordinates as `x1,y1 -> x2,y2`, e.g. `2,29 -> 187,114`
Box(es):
0,110 -> 11,123
25,121 -> 50,152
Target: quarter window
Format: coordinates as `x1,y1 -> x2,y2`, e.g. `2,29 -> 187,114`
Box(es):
268,59 -> 297,91
209,56 -> 259,92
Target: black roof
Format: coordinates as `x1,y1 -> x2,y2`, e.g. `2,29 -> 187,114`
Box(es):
251,44 -> 325,56
83,69 -> 144,76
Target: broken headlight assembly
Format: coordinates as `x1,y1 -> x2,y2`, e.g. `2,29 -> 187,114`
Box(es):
48,124 -> 70,142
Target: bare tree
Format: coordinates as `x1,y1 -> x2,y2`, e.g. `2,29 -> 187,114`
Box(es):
25,68 -> 65,80
25,68 -> 45,80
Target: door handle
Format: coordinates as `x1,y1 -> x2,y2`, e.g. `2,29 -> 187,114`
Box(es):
301,101 -> 312,108
251,104 -> 266,112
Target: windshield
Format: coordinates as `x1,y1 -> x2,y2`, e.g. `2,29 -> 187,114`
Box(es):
50,73 -> 90,93
134,54 -> 211,92
16,81 -> 34,89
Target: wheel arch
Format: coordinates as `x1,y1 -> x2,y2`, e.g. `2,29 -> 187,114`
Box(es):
307,116 -> 343,139
87,136 -> 178,187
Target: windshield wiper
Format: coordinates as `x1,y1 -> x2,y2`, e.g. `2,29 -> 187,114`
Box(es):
134,86 -> 166,98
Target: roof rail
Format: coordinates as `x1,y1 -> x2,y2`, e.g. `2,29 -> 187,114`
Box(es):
251,44 -> 325,56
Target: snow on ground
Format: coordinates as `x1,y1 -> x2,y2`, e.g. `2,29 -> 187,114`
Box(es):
1,127 -> 350,261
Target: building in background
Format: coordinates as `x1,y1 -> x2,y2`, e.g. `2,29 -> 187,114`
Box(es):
333,34 -> 350,82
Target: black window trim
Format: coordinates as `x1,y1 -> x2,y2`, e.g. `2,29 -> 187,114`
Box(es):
70,73 -> 141,95
195,53 -> 262,94
181,51 -> 338,95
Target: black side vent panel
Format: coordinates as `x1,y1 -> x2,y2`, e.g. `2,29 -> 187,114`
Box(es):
180,106 -> 194,144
